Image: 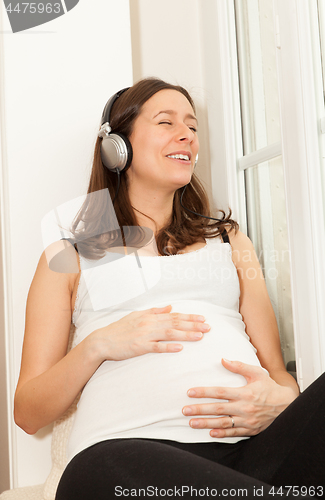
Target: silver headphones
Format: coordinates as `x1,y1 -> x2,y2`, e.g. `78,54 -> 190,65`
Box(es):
98,88 -> 133,172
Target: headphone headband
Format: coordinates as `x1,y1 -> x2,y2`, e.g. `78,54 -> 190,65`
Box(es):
100,87 -> 130,128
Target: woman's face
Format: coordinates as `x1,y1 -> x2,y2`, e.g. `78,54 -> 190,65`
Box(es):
127,89 -> 199,194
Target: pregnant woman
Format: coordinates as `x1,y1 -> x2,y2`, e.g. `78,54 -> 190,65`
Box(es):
14,78 -> 324,499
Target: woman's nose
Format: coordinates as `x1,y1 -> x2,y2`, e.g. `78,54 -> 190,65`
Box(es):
176,123 -> 195,142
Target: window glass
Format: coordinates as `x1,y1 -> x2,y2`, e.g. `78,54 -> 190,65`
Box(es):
235,0 -> 281,154
245,157 -> 295,369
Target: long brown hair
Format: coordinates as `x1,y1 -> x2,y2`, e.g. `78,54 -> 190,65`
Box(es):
71,77 -> 238,257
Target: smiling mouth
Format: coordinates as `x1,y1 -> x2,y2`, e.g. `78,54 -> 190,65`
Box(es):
166,153 -> 191,162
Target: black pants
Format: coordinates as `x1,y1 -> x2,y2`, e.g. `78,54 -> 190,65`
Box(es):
56,373 -> 325,499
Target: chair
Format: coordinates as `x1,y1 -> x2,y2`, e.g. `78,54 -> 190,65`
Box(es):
0,326 -> 78,500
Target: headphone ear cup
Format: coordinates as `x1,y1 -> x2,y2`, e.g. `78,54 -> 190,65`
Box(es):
101,132 -> 133,172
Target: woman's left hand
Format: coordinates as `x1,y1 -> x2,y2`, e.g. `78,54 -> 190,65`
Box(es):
182,358 -> 298,438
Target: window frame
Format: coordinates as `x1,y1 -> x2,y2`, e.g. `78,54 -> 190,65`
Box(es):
273,0 -> 325,389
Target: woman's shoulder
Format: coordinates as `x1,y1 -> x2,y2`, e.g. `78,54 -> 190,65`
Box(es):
32,240 -> 80,297
226,229 -> 256,266
227,228 -> 253,247
43,239 -> 80,274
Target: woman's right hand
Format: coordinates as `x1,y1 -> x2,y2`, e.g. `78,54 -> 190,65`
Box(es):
87,305 -> 210,362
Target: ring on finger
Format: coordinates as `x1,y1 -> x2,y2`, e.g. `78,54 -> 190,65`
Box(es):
229,415 -> 235,428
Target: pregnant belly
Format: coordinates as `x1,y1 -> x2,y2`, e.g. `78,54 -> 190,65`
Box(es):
76,301 -> 261,430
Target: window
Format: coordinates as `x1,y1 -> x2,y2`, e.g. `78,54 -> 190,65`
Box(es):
200,0 -> 325,387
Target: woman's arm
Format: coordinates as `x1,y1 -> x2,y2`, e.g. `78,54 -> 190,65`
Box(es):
15,242 -> 209,435
182,230 -> 299,437
14,243 -> 101,434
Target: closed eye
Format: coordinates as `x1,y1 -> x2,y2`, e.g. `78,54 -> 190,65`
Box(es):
159,121 -> 197,133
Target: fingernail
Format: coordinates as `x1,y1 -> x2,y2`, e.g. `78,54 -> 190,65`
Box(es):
187,389 -> 196,397
223,358 -> 232,363
194,332 -> 203,339
172,344 -> 183,352
197,315 -> 205,321
183,407 -> 193,415
202,324 -> 210,331
190,419 -> 200,428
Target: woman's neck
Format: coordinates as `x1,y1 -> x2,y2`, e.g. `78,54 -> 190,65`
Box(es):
128,188 -> 175,234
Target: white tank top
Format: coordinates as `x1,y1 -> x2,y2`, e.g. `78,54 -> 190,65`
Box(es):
68,237 -> 262,461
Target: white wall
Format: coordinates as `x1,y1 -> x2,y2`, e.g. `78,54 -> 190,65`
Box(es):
129,0 -> 214,209
0,227 -> 10,492
0,0 -> 133,489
